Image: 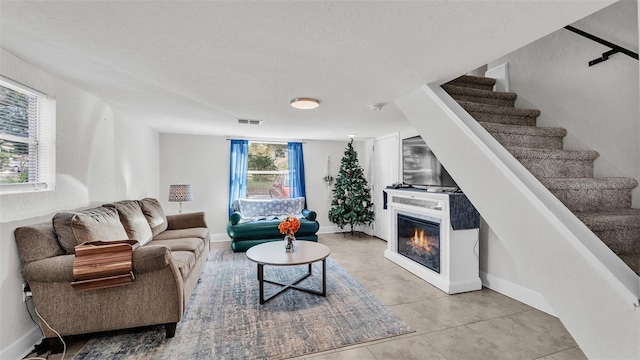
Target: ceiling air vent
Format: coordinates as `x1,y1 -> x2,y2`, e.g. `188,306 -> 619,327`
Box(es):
237,119 -> 262,125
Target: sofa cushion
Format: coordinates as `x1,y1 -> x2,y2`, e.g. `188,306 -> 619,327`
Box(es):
153,228 -> 209,241
149,238 -> 205,259
104,200 -> 153,246
238,197 -> 305,218
171,251 -> 196,281
138,198 -> 168,237
53,207 -> 129,254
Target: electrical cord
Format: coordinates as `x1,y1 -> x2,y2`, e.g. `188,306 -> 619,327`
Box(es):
23,304 -> 66,360
24,298 -> 44,337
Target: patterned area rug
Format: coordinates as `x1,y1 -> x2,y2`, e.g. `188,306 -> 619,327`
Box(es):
75,249 -> 413,359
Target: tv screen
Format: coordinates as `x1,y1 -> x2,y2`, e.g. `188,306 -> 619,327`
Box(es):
402,136 -> 457,188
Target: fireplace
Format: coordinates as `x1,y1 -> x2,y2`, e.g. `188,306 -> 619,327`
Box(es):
384,188 -> 481,294
397,213 -> 440,273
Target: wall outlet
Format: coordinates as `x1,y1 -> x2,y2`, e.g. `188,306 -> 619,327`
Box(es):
22,282 -> 32,302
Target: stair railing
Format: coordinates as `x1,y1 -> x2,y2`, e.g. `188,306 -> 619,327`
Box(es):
564,25 -> 639,66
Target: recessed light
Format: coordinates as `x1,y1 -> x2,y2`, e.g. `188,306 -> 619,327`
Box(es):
348,134 -> 357,138
290,98 -> 320,110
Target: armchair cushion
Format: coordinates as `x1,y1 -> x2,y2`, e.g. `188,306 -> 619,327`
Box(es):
53,207 -> 129,254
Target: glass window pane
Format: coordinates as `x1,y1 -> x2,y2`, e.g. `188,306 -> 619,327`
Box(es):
0,139 -> 30,183
0,85 -> 32,138
247,143 -> 289,199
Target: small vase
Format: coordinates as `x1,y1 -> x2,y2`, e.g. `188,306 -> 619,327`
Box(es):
285,235 -> 295,252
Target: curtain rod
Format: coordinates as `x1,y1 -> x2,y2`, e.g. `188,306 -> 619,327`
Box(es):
225,137 -> 306,144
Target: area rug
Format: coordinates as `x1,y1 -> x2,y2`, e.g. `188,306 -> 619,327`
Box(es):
74,249 -> 413,359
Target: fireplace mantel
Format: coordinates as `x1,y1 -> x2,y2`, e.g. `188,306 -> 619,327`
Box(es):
384,188 -> 481,294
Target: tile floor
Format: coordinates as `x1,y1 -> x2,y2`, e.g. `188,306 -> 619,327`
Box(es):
26,233 -> 585,360
295,233 -> 585,360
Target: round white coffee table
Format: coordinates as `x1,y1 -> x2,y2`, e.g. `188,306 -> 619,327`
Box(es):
246,241 -> 331,304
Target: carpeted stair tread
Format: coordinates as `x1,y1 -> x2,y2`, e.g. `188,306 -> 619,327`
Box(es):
542,178 -> 636,212
446,75 -> 496,91
506,147 -> 599,161
618,253 -> 640,275
576,209 -> 640,255
458,101 -> 541,118
442,84 -> 517,107
480,122 -> 566,150
480,122 -> 567,137
540,177 -> 638,191
575,208 -> 640,232
507,147 -> 597,178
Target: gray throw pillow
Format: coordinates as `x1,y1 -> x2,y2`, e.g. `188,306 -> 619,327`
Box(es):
53,207 -> 129,254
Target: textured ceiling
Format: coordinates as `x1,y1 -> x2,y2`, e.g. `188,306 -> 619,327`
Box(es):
0,1 -> 613,140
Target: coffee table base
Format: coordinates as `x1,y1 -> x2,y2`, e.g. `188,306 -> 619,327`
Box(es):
257,260 -> 327,304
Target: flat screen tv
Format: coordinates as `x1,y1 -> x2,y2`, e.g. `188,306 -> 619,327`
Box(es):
402,136 -> 457,188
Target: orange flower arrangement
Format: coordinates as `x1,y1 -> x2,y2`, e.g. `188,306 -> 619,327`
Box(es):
278,216 -> 301,237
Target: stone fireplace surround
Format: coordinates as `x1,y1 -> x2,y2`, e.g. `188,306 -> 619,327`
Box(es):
384,188 -> 481,294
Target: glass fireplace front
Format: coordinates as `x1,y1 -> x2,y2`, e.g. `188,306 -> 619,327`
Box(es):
397,213 -> 441,273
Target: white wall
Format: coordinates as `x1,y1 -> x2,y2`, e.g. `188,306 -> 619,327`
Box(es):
158,134 -> 352,238
158,134 -> 230,238
482,0 -> 639,287
0,49 -> 160,360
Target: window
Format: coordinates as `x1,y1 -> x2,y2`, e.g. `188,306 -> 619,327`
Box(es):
247,142 -> 289,199
0,76 -> 55,193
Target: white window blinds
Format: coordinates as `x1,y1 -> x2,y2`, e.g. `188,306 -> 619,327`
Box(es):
0,76 -> 55,193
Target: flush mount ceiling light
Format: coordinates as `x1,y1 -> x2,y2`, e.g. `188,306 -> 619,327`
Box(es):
290,97 -> 320,110
348,134 -> 357,138
370,103 -> 384,111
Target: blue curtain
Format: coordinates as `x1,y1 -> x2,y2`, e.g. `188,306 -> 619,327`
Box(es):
288,142 -> 306,200
228,139 -> 249,215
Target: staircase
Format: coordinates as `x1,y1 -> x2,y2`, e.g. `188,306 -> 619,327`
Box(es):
442,75 -> 640,275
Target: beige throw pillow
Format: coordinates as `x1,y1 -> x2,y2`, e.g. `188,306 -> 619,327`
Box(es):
138,198 -> 168,237
53,207 -> 129,254
104,200 -> 153,246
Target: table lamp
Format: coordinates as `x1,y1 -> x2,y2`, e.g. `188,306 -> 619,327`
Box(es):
169,184 -> 192,213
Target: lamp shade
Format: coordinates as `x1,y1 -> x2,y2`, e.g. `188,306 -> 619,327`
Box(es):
169,184 -> 192,202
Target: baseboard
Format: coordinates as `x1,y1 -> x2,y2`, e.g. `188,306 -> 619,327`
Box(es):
2,325 -> 42,360
480,271 -> 556,316
209,233 -> 231,242
318,225 -> 342,234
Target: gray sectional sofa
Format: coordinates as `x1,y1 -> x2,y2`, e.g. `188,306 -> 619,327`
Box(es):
14,198 -> 209,351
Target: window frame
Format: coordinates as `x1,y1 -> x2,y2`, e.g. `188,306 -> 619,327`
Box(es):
0,75 -> 55,194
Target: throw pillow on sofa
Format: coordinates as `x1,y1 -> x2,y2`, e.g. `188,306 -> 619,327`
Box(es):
104,200 -> 153,246
53,207 -> 129,254
138,198 -> 168,237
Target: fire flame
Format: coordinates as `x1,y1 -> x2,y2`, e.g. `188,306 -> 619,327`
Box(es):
410,227 -> 432,253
